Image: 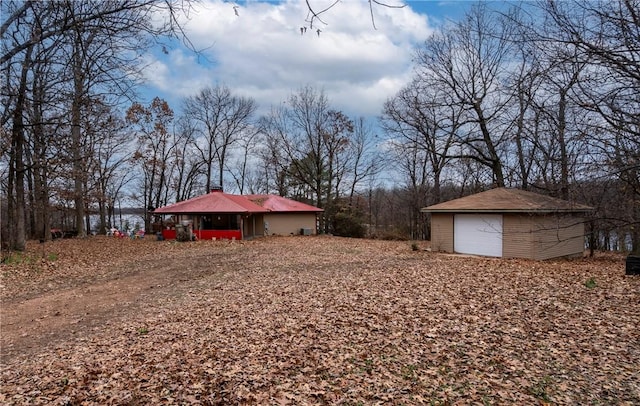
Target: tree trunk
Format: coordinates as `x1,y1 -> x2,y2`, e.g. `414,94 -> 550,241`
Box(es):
32,71 -> 49,242
474,104 -> 505,187
71,31 -> 86,237
515,90 -> 529,190
433,168 -> 442,203
7,43 -> 33,251
10,123 -> 26,251
557,90 -> 570,200
98,199 -> 107,234
85,201 -> 92,236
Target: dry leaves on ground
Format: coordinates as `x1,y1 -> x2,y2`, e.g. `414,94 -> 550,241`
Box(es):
1,236 -> 639,405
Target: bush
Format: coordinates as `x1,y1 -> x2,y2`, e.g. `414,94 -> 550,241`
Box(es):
332,211 -> 366,238
369,228 -> 411,241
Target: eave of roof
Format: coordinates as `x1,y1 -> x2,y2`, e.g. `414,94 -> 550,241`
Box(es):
425,208 -> 590,213
154,191 -> 268,214
421,187 -> 593,213
245,194 -> 324,212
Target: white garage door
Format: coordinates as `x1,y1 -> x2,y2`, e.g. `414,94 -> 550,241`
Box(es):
454,214 -> 503,257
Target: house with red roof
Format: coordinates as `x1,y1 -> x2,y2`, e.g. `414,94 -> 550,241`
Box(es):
153,188 -> 323,241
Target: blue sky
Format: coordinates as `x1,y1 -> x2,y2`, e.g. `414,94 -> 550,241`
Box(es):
407,0 -> 474,21
139,0 -> 477,120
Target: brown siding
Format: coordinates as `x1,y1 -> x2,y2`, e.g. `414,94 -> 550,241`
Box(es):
503,214 -> 535,259
430,213 -> 453,252
532,215 -> 586,260
429,212 -> 586,260
264,213 -> 317,236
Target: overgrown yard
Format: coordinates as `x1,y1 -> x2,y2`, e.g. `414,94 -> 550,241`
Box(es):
1,236 -> 638,405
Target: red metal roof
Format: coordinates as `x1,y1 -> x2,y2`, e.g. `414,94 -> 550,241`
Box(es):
421,187 -> 593,213
154,191 -> 268,214
245,194 -> 324,212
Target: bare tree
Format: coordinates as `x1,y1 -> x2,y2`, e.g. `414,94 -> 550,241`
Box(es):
83,101 -> 132,235
539,0 -> 640,251
381,79 -> 461,204
183,85 -> 258,192
521,35 -> 589,200
388,137 -> 430,239
1,0 -> 196,66
23,31 -> 70,242
261,86 -> 331,208
126,97 -> 175,231
500,6 -> 543,191
5,39 -> 33,250
344,118 -> 380,206
170,116 -> 204,202
303,0 -> 405,32
414,3 -> 516,187
227,126 -> 262,195
261,86 -> 365,233
1,0 -> 196,250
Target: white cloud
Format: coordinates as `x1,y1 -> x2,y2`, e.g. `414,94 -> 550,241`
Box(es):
140,55 -> 171,91
141,0 -> 434,117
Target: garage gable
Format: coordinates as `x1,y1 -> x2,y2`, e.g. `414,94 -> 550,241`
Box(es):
454,214 -> 503,257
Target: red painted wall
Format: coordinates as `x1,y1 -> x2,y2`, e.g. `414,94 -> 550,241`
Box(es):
194,229 -> 241,240
161,229 -> 241,241
162,229 -> 176,240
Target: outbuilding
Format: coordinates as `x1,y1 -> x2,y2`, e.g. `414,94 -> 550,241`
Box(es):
421,188 -> 592,260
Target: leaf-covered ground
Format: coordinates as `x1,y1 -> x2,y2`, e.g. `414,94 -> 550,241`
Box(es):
1,236 -> 638,405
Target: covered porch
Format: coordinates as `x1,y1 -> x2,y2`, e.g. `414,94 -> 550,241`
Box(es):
160,212 -> 265,241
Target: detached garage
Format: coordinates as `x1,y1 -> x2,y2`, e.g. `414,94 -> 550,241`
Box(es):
422,188 -> 593,260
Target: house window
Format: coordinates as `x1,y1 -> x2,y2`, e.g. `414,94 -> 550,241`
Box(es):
205,214 -> 239,230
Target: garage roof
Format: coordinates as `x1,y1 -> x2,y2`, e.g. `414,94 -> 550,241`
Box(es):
421,187 -> 593,213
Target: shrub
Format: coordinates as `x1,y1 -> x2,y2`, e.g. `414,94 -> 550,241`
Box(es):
585,277 -> 597,289
332,211 -> 366,238
371,230 -> 410,241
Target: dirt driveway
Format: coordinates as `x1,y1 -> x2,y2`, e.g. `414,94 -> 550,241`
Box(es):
1,237 -> 243,362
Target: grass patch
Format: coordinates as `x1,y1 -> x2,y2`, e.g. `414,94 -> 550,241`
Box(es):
401,364 -> 418,381
585,277 -> 597,289
528,375 -> 554,403
2,252 -> 37,265
1,250 -> 57,266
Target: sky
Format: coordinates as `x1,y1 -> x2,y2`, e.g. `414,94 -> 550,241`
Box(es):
140,0 -> 476,120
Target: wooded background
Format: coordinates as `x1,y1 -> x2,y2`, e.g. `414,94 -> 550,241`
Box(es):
2,1 -> 639,253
